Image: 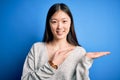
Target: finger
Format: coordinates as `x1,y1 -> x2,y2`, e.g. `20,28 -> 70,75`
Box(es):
59,47 -> 73,54
63,47 -> 74,56
54,48 -> 69,56
86,52 -> 110,59
97,52 -> 110,56
100,52 -> 110,55
94,52 -> 110,58
62,47 -> 73,54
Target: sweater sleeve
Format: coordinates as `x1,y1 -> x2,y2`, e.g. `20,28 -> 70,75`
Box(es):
21,44 -> 56,80
76,48 -> 93,80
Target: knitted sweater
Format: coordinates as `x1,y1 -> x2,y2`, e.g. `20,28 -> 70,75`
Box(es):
21,42 -> 93,80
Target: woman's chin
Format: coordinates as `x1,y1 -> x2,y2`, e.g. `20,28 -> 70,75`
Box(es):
55,35 -> 66,40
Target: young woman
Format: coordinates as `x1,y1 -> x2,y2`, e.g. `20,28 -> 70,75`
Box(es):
21,3 -> 110,80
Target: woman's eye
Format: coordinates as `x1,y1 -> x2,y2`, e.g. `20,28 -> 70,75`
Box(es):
51,21 -> 57,24
63,20 -> 67,23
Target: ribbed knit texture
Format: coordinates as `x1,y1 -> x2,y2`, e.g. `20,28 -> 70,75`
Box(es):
21,42 -> 93,80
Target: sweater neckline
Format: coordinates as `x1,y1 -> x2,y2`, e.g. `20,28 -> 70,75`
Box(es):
44,42 -> 78,66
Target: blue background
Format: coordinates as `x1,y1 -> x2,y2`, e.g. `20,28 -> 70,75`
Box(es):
0,0 -> 120,80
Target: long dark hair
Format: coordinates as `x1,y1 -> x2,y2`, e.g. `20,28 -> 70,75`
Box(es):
43,3 -> 80,46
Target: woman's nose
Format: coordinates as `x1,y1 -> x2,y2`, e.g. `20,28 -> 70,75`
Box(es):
57,22 -> 62,29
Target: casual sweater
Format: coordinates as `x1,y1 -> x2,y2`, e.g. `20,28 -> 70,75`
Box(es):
21,42 -> 93,80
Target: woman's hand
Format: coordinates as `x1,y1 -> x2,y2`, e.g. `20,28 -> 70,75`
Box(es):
51,47 -> 73,66
86,52 -> 110,59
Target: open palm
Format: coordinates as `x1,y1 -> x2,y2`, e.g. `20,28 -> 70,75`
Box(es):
86,52 -> 110,59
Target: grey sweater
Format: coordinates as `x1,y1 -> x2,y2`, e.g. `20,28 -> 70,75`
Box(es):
21,42 -> 93,80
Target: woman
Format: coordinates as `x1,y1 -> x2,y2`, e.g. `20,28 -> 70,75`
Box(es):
21,3 -> 110,80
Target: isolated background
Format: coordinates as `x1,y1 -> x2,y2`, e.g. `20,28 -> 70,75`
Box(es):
0,0 -> 120,80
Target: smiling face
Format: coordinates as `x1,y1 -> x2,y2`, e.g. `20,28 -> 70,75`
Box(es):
49,10 -> 71,40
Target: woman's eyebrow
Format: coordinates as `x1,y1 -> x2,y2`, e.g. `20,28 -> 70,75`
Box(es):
50,18 -> 57,20
50,18 -> 69,20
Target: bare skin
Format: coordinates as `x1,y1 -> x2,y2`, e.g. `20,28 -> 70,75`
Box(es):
47,10 -> 110,66
47,44 -> 110,66
86,52 -> 110,59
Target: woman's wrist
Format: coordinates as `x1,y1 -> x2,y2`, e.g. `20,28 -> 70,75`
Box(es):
48,60 -> 58,69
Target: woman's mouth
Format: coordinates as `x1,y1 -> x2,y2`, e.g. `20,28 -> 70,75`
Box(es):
56,30 -> 64,35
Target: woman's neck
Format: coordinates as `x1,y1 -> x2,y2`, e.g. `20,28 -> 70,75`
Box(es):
51,39 -> 70,49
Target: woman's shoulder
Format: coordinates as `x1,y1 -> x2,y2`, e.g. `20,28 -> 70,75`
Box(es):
28,42 -> 47,60
31,42 -> 46,49
75,46 -> 86,54
29,42 -> 46,54
33,42 -> 45,46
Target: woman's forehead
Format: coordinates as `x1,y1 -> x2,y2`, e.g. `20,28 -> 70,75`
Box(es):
51,10 -> 70,20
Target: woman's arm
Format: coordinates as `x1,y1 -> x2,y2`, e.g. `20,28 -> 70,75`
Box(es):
76,55 -> 93,80
76,47 -> 110,80
21,45 -> 57,80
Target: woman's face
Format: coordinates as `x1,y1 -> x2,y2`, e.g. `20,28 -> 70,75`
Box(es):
49,10 -> 71,40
